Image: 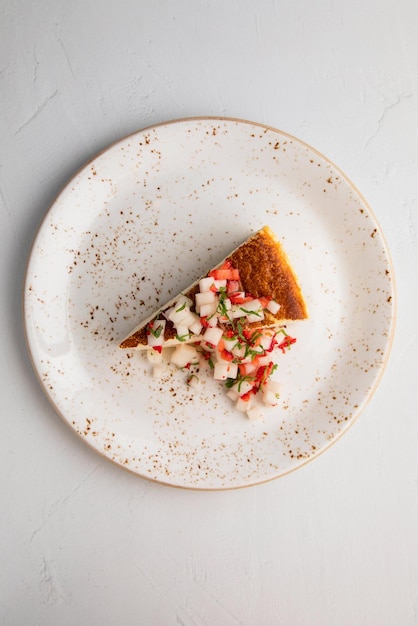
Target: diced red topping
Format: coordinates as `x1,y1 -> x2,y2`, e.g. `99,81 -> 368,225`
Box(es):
277,336 -> 297,353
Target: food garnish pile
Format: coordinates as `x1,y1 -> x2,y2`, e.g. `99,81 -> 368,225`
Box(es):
144,259 -> 297,420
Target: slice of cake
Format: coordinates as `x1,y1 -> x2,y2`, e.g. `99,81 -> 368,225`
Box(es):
119,225 -> 307,351
119,225 -> 307,419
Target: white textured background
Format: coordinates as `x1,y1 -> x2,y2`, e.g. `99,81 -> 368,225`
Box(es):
1,1 -> 417,624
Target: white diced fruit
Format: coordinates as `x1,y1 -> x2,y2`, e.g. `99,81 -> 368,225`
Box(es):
243,299 -> 265,323
199,276 -> 215,292
202,326 -> 223,347
223,336 -> 238,352
231,342 -> 246,358
267,299 -> 281,315
147,347 -> 163,364
236,396 -> 252,412
195,290 -> 216,308
230,306 -> 247,319
175,324 -> 189,339
180,310 -> 198,327
246,310 -> 265,324
262,390 -> 279,406
263,380 -> 281,395
247,406 -> 264,421
199,301 -> 218,317
189,317 -> 203,335
234,380 -> 254,396
171,344 -> 200,368
152,365 -> 166,378
187,374 -> 199,388
254,354 -> 272,367
168,307 -> 189,326
147,319 -> 166,347
176,294 -> 193,308
213,361 -> 238,381
226,387 -> 240,402
167,295 -> 193,323
213,279 -> 227,291
232,291 -> 246,300
238,361 -> 257,376
163,306 -> 174,320
259,332 -> 275,350
207,314 -> 218,327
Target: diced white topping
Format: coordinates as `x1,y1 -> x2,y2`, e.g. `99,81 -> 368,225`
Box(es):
189,317 -> 203,335
226,387 -> 240,402
259,332 -> 275,350
230,306 -> 248,319
175,324 -> 189,339
263,380 -> 281,395
236,395 -> 253,412
246,310 -> 265,324
238,361 -> 257,376
167,295 -> 194,325
181,310 -> 199,328
168,307 -> 190,326
213,279 -> 227,291
241,299 -> 265,323
267,299 -> 281,315
231,342 -> 246,358
195,290 -> 217,309
147,347 -> 163,364
255,354 -> 272,367
213,360 -> 238,381
147,319 -> 166,348
199,276 -> 215,292
262,390 -> 279,406
177,294 -> 193,309
247,406 -> 264,421
152,364 -> 166,378
199,302 -> 218,317
207,314 -> 219,327
232,380 -> 254,396
163,306 -> 175,320
223,336 -> 238,352
232,291 -> 246,300
202,326 -> 223,347
170,344 -> 200,368
187,374 -> 199,388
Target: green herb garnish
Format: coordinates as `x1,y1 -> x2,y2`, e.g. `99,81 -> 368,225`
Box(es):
148,321 -> 163,338
239,306 -> 262,317
176,301 -> 187,312
175,333 -> 191,342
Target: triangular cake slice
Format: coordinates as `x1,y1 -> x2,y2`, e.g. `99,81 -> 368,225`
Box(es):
119,226 -> 307,351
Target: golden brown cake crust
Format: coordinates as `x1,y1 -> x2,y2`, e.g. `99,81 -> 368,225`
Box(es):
229,226 -> 308,322
119,226 -> 307,349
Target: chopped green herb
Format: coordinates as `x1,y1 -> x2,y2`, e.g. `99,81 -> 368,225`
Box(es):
175,333 -> 191,342
176,301 -> 187,312
216,289 -> 232,320
149,322 -> 163,338
239,306 -> 262,317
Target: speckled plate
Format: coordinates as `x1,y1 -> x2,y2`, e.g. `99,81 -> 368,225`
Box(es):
24,117 -> 395,489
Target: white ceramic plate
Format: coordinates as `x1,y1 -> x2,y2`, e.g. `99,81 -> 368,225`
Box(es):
24,117 -> 396,489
